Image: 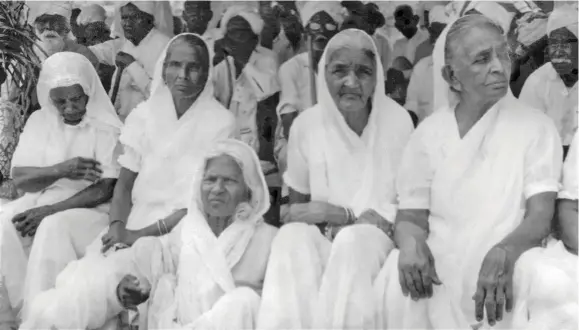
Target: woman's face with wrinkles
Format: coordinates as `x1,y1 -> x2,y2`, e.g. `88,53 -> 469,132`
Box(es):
163,37 -> 210,100
49,84 -> 89,126
201,155 -> 250,218
325,46 -> 377,114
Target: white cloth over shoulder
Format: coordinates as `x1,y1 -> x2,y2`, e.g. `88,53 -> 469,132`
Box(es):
150,139 -> 270,328
284,29 -> 414,222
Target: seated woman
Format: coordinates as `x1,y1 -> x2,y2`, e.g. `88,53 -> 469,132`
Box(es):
257,29 -> 414,330
377,15 -> 563,329
0,52 -> 122,329
119,139 -> 277,329
19,32 -> 237,330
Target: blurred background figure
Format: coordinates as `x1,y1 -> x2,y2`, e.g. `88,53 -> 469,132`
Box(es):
391,4 -> 429,68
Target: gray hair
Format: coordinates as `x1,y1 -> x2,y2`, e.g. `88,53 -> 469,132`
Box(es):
444,14 -> 504,66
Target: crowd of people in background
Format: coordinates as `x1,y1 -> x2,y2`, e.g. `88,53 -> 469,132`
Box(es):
0,1 -> 576,330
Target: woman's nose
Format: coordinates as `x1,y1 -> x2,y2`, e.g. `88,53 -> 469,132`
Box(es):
343,71 -> 358,87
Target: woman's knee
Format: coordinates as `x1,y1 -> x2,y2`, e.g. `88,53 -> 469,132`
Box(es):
271,222 -> 315,250
332,224 -> 394,261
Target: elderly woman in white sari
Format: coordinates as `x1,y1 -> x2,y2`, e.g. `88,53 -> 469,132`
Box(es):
115,139 -> 277,329
257,29 -> 414,330
377,14 -> 563,329
20,33 -> 236,330
0,52 -> 122,329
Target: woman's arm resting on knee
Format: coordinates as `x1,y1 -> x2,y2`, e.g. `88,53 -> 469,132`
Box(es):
498,192 -> 556,259
135,208 -> 188,238
285,188 -> 351,226
49,178 -> 117,213
394,209 -> 429,249
557,198 -> 578,255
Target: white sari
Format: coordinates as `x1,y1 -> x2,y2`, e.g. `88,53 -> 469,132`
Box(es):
257,29 -> 413,330
0,52 -> 122,325
377,17 -> 567,330
144,139 -> 275,330
20,33 -> 236,330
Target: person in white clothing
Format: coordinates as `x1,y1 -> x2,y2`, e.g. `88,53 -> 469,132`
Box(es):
20,33 -> 236,330
89,1 -> 173,122
115,139 -> 278,329
519,3 -> 578,158
257,29 -> 414,330
391,5 -> 429,67
0,52 -> 122,329
376,14 -> 564,330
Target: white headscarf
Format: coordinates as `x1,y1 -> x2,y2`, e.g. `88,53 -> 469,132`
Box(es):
432,5 -> 513,112
172,139 -> 269,325
547,2 -> 578,38
110,1 -> 174,39
31,52 -> 122,167
298,1 -> 344,26
219,5 -> 265,36
304,29 -> 413,220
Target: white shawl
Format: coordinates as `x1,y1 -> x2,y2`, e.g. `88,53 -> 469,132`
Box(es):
156,139 -> 270,327
286,29 -> 413,221
122,33 -> 236,229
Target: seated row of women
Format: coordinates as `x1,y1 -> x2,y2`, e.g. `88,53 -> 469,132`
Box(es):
0,14 -> 576,330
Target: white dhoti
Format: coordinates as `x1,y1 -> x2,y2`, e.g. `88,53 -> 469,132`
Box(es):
257,223 -> 394,329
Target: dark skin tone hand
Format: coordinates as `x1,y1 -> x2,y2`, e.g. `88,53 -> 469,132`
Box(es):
117,274 -> 150,309
12,206 -> 56,237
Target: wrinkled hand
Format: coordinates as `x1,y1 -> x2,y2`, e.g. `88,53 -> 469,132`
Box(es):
473,245 -> 514,326
115,51 -> 136,69
58,157 -> 102,182
12,206 -> 56,237
117,275 -> 150,309
285,201 -> 341,225
357,209 -> 394,236
398,238 -> 442,300
101,222 -> 140,253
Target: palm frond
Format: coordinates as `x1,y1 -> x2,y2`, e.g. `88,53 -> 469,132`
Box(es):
0,1 -> 42,117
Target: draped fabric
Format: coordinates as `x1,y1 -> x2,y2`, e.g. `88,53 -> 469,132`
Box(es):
284,29 -> 413,221
377,15 -> 566,329
0,52 -> 122,323
19,34 -> 237,330
149,139 -> 270,328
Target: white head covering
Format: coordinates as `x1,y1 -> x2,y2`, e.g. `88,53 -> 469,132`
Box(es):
219,5 -> 264,36
299,1 -> 344,26
110,1 -> 174,39
547,2 -> 578,38
429,5 -> 451,25
432,14 -> 512,112
465,1 -> 514,34
306,29 -> 413,220
30,52 -> 122,168
37,52 -> 122,131
28,1 -> 73,25
173,139 -> 269,325
76,4 -> 107,26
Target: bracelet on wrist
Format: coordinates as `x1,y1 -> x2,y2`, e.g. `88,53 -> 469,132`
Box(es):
110,219 -> 125,227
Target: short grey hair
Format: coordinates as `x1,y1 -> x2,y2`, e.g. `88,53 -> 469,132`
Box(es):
444,14 -> 504,66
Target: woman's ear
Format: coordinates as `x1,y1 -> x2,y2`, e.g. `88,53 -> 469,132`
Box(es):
441,64 -> 461,92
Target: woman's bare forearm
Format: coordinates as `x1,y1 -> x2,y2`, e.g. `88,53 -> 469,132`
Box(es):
109,168 -> 138,226
12,165 -> 65,193
50,179 -> 117,213
136,209 -> 188,238
499,192 -> 555,259
394,209 -> 430,249
558,199 -> 578,255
